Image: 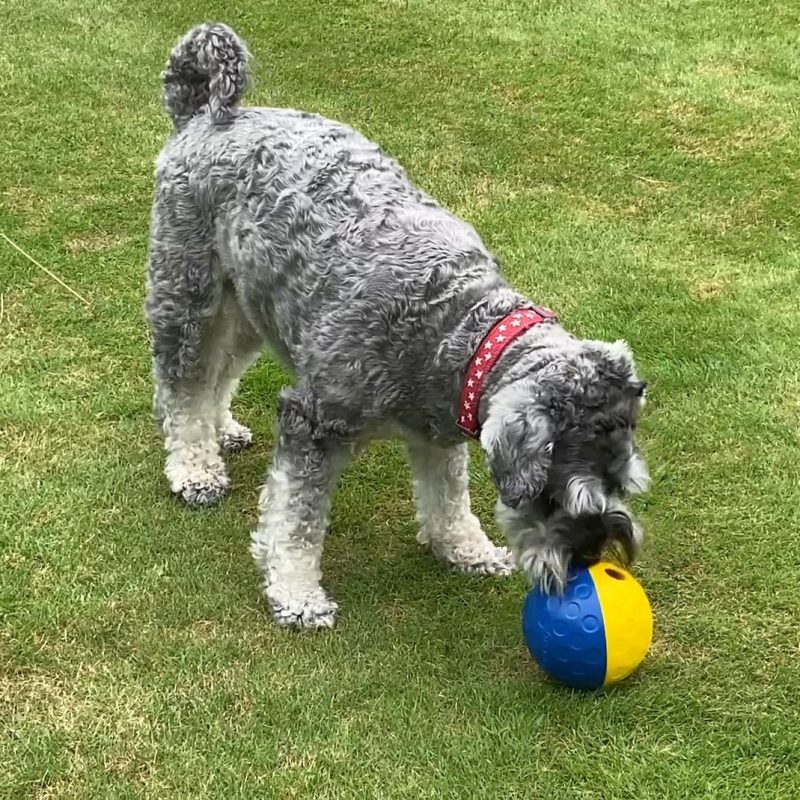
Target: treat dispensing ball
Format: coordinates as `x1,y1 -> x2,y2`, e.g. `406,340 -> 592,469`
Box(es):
522,561 -> 653,690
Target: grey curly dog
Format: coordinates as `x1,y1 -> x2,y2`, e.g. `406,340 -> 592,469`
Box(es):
146,22 -> 650,628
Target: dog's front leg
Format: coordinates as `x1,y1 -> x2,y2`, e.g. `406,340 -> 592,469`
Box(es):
250,391 -> 352,629
406,439 -> 515,576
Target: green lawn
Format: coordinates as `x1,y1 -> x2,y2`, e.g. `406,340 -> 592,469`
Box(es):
3,0 -> 800,797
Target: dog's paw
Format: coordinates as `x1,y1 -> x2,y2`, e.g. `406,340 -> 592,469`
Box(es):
440,542 -> 518,576
167,457 -> 230,507
420,519 -> 517,577
266,585 -> 338,630
518,544 -> 571,594
178,477 -> 230,507
219,421 -> 253,454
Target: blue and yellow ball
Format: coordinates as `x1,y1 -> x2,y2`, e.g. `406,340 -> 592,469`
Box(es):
522,562 -> 653,690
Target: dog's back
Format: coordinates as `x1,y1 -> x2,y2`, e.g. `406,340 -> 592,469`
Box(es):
154,23 -> 505,391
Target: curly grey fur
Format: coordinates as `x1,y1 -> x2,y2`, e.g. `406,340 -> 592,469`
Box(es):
146,23 -> 650,626
163,22 -> 251,131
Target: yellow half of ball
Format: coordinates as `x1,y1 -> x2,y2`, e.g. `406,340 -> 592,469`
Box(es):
589,562 -> 654,686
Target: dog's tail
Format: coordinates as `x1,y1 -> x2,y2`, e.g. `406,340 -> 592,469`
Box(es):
162,22 -> 251,131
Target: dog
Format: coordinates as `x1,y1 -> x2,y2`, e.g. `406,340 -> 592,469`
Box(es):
146,22 -> 650,629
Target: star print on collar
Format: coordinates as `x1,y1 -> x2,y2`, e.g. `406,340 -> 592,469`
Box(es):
457,306 -> 558,438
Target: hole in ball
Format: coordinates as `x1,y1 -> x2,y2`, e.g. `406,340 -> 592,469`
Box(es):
605,568 -> 625,580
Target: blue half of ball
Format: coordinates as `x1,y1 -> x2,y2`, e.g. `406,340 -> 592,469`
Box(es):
522,566 -> 607,690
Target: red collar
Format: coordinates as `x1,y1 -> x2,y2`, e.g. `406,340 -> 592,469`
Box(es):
457,306 -> 558,438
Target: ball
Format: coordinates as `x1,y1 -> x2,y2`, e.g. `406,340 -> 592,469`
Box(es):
522,561 -> 653,690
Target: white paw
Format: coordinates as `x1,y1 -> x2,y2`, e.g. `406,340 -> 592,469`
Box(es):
265,584 -> 338,630
419,522 -> 517,577
219,420 -> 253,454
435,541 -> 518,576
166,455 -> 230,507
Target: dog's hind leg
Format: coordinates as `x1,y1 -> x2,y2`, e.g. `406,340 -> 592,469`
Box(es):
406,439 -> 516,576
211,293 -> 262,455
146,207 -> 233,507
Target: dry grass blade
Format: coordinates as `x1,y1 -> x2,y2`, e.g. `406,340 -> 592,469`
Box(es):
1,232 -> 91,306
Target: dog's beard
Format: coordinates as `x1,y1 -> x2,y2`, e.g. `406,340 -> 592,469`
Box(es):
496,495 -> 642,593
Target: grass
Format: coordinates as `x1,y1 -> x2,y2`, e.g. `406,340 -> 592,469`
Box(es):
2,0 -> 800,796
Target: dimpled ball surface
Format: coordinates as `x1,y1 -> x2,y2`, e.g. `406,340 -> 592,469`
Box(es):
522,561 -> 653,690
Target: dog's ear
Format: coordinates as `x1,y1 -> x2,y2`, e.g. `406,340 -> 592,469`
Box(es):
606,343 -> 648,401
481,405 -> 553,508
606,339 -> 635,369
585,340 -> 644,385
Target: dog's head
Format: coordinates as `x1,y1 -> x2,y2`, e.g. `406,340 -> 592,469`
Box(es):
481,339 -> 649,590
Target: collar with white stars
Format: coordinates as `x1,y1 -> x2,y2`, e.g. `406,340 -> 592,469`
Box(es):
456,306 -> 559,438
